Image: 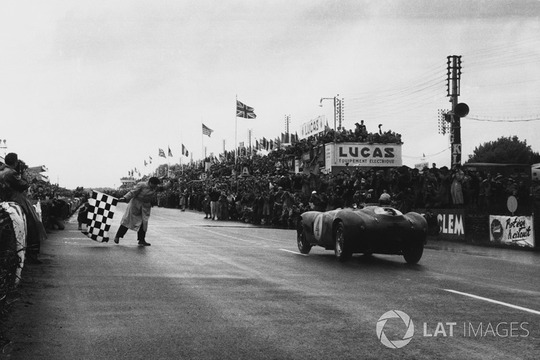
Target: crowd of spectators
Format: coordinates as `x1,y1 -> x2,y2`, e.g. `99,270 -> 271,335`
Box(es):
152,126 -> 534,228
0,156 -> 84,232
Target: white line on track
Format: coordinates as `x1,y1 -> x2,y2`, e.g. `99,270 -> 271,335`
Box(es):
279,249 -> 308,256
444,289 -> 540,316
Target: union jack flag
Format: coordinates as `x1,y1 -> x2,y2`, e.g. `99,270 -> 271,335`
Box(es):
158,148 -> 166,158
236,100 -> 256,119
202,124 -> 213,137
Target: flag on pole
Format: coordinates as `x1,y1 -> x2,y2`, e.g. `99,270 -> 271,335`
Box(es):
158,148 -> 166,158
168,146 -> 173,157
202,124 -> 213,137
182,144 -> 189,157
149,156 -> 153,164
236,100 -> 256,119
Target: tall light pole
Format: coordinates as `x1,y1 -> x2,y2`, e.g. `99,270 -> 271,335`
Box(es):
319,94 -> 344,131
320,96 -> 336,131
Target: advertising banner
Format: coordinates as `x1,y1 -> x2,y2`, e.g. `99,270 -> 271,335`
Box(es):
325,142 -> 402,168
489,215 -> 535,248
436,209 -> 465,240
414,162 -> 429,171
300,115 -> 326,138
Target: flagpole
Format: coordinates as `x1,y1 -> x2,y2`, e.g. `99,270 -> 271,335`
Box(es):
201,119 -> 204,162
235,94 -> 238,166
234,95 -> 238,194
179,129 -> 183,176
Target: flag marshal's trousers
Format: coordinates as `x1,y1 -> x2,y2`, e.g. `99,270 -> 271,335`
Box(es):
115,225 -> 146,241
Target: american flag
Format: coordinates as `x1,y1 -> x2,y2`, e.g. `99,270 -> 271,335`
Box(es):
202,124 -> 213,137
236,100 -> 256,119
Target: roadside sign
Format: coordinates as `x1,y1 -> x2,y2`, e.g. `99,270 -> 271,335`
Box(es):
507,195 -> 518,214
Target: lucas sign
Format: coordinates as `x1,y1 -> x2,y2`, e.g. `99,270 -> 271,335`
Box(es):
325,142 -> 402,167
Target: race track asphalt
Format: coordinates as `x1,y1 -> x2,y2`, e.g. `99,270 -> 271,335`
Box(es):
1,205 -> 539,360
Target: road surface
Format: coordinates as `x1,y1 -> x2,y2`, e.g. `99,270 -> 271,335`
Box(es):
2,205 -> 539,359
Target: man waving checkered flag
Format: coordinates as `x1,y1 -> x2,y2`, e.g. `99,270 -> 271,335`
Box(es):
83,191 -> 118,242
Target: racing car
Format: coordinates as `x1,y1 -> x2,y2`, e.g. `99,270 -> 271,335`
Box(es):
296,205 -> 428,263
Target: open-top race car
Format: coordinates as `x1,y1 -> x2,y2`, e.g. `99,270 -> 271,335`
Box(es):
296,205 -> 428,263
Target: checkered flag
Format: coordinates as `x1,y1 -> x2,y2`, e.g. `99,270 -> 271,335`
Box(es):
84,191 -> 118,242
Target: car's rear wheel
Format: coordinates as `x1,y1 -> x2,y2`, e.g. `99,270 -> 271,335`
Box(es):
403,242 -> 424,264
297,224 -> 312,254
334,222 -> 351,262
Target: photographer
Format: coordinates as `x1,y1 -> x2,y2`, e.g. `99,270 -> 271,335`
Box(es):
0,153 -> 47,264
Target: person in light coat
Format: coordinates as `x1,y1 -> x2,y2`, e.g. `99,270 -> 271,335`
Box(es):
113,177 -> 166,246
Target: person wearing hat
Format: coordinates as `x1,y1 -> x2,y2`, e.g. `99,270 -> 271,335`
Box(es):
113,177 -> 168,246
0,152 -> 47,263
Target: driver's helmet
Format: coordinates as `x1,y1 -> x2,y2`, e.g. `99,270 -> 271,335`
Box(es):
379,193 -> 391,205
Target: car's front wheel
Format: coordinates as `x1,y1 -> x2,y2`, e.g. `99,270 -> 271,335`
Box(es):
403,242 -> 424,264
297,223 -> 312,254
334,222 -> 351,262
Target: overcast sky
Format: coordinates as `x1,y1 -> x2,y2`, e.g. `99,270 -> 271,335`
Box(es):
1,0 -> 539,189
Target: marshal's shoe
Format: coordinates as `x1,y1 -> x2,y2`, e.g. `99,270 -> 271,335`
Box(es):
138,240 -> 151,246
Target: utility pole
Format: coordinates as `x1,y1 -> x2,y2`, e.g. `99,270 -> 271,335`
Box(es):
335,96 -> 344,131
446,55 -> 469,168
284,114 -> 290,143
0,139 -> 7,157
